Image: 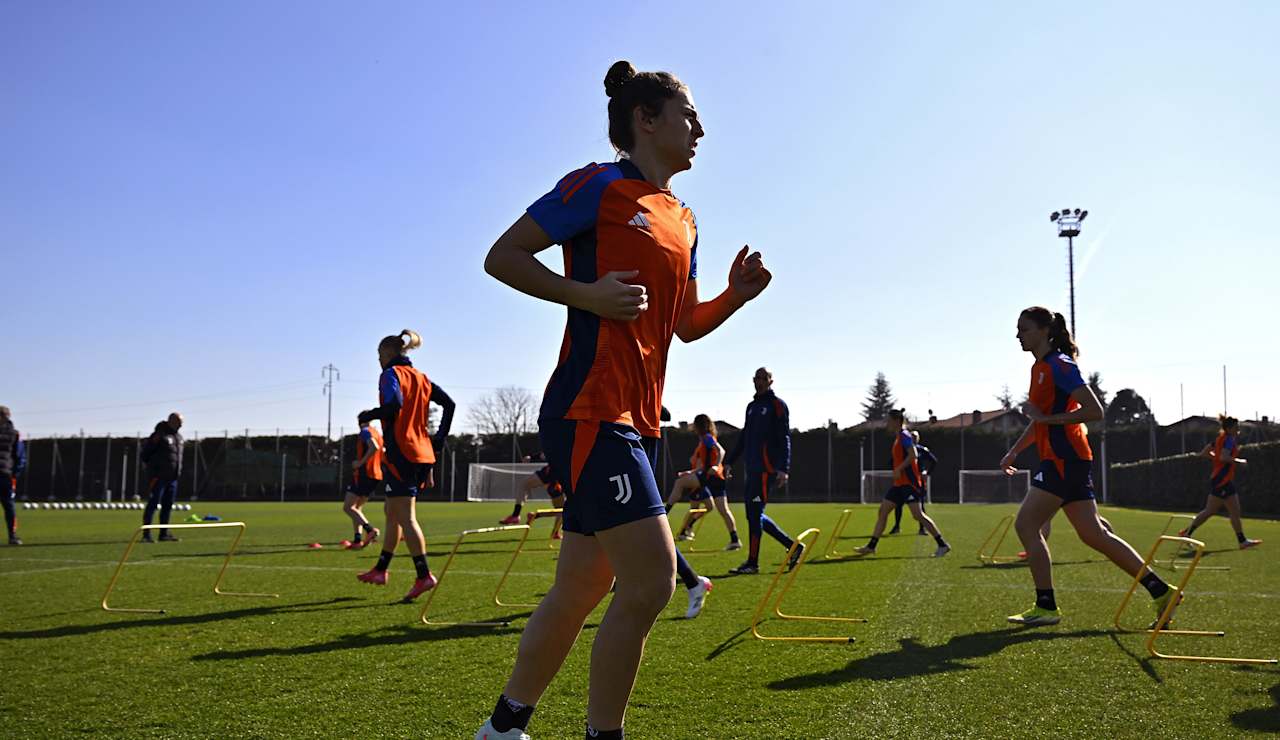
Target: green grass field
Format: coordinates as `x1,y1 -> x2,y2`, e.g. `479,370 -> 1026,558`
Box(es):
2,502 -> 1277,738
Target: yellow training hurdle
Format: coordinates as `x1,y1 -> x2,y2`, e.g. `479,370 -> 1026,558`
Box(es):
1153,514 -> 1229,571
420,524 -> 534,627
750,527 -> 867,643
675,504 -> 715,552
101,522 -> 279,614
976,515 -> 1022,565
822,508 -> 857,559
1113,535 -> 1276,665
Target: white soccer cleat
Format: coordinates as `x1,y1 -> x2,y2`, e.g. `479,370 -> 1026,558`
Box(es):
473,719 -> 530,740
685,576 -> 713,619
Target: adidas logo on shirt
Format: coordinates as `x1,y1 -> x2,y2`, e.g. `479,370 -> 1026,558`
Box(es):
628,212 -> 651,230
1033,472 -> 1044,482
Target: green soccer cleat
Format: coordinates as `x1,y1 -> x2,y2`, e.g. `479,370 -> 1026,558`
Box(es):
1007,605 -> 1062,626
1149,585 -> 1182,629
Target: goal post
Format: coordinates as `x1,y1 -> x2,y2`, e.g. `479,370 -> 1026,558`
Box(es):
859,471 -> 931,505
466,463 -> 546,502
958,469 -> 1030,504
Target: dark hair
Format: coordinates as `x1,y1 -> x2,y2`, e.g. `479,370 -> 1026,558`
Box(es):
693,413 -> 717,438
1219,414 -> 1239,431
1020,306 -> 1079,358
604,60 -> 685,154
379,329 -> 421,355
888,408 -> 907,423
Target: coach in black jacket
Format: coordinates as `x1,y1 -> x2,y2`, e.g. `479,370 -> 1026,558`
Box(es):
141,413 -> 183,542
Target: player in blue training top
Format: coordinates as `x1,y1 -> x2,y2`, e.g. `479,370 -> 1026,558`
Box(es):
0,406 -> 26,545
476,60 -> 774,740
724,368 -> 804,574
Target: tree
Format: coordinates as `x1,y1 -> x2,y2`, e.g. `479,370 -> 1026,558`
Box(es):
996,385 -> 1014,411
467,386 -> 538,436
862,372 -> 896,421
1106,388 -> 1153,427
1087,372 -> 1108,407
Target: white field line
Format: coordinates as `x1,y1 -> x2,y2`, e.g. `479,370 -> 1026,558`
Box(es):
1,557 -> 1276,603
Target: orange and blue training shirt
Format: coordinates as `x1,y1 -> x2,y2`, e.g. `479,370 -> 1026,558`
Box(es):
1211,431 -> 1238,488
892,429 -> 922,488
690,433 -> 725,480
377,357 -> 436,465
527,160 -> 698,438
1028,350 -> 1093,471
356,424 -> 384,481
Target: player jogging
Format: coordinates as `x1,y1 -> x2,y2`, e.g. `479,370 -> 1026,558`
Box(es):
1000,306 -> 1177,626
343,420 -> 383,549
355,330 -> 455,603
475,60 -> 772,740
889,430 -> 936,535
1178,415 -> 1262,549
855,409 -> 951,557
666,413 -> 740,550
499,463 -> 566,539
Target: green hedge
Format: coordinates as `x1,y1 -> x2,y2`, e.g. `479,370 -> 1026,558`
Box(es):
1109,440 -> 1280,515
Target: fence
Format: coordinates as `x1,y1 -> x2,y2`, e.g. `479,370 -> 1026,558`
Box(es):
1109,441 -> 1280,515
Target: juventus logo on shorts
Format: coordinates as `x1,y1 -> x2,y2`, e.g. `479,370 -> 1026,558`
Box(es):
610,474 -> 633,504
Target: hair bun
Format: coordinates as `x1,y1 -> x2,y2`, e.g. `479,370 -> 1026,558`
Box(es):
604,60 -> 637,98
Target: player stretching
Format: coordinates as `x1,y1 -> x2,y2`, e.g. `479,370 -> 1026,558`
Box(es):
342,420 -> 383,549
724,368 -> 804,574
1001,306 -> 1177,626
666,414 -> 740,550
355,330 -> 455,603
1179,415 -> 1262,549
475,60 -> 771,740
855,410 -> 951,557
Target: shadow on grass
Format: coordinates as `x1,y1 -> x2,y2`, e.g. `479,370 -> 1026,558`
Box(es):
0,597 -> 365,640
1106,633 -> 1162,683
956,559 -> 1098,571
767,627 -> 1110,689
705,626 -> 754,661
191,614 -> 536,660
1231,682 -> 1280,733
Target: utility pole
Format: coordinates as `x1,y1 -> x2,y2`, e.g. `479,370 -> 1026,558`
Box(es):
322,364 -> 341,440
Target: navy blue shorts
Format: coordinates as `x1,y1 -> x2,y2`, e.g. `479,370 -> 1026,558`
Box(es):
1032,459 -> 1095,503
689,470 -> 726,501
884,484 -> 923,505
1210,481 -> 1237,499
540,419 -> 665,536
345,474 -> 379,498
382,447 -> 433,498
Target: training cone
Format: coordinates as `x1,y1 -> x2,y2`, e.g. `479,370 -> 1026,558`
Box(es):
339,540 -> 352,548
308,542 -> 324,549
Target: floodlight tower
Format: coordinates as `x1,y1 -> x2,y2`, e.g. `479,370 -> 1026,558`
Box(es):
1049,208 -> 1088,335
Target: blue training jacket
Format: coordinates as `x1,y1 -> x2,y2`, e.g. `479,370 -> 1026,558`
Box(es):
724,389 -> 791,474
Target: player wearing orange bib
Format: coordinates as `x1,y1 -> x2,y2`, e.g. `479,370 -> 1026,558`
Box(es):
666,414 -> 740,549
1000,307 -> 1175,626
855,409 -> 950,557
342,420 -> 383,549
476,60 -> 773,740
354,330 -> 455,603
1180,415 -> 1262,549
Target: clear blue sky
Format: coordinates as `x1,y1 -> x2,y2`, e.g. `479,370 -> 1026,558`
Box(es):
4,1 -> 1277,439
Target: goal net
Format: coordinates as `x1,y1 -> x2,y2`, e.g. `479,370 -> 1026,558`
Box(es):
467,463 -> 546,502
958,469 -> 1030,504
859,471 -> 932,504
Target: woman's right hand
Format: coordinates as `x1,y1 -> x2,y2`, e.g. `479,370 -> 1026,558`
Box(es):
1000,451 -> 1017,475
580,270 -> 648,320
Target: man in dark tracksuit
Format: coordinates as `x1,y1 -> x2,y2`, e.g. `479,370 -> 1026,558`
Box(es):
0,406 -> 27,545
141,412 -> 183,542
724,368 -> 803,574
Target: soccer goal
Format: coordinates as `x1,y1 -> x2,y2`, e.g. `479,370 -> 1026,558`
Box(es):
467,463 -> 545,502
859,471 -> 932,505
958,469 -> 1030,504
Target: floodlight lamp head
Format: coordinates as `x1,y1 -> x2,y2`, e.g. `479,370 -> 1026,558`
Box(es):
1073,208 -> 1080,215
1050,211 -> 1060,221
1079,210 -> 1088,220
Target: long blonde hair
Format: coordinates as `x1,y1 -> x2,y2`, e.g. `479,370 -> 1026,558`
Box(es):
379,329 -> 421,355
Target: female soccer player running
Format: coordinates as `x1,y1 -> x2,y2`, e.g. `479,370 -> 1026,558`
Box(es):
855,410 -> 950,557
1179,415 -> 1262,549
889,430 -> 936,535
342,420 -> 382,549
475,60 -> 771,740
499,462 -> 566,528
1000,307 -> 1176,626
667,414 -> 740,549
354,330 -> 455,603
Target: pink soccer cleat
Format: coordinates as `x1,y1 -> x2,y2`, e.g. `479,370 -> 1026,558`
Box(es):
402,573 -> 438,602
499,515 -> 520,526
357,568 -> 388,586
